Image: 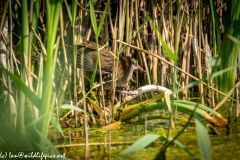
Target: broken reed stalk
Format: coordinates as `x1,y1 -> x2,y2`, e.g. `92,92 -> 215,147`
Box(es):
117,40 -> 236,102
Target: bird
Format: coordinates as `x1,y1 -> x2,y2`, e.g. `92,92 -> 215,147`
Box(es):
76,42 -> 144,88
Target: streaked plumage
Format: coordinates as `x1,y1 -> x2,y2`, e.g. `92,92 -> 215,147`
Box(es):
76,42 -> 144,87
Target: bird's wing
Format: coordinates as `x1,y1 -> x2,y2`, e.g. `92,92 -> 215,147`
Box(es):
98,50 -> 115,74
77,42 -> 117,74
76,48 -> 94,71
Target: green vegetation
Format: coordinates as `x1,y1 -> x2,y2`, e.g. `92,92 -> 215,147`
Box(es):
0,0 -> 239,160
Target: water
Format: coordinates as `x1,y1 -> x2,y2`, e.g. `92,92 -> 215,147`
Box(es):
58,105 -> 240,159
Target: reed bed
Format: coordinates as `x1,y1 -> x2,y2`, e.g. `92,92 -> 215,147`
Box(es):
0,0 -> 239,159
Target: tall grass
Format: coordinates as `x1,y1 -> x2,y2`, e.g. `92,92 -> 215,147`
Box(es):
0,0 -> 239,159
0,0 -> 64,153
216,1 -> 240,94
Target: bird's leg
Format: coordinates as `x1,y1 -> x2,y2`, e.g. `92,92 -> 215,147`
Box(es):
117,90 -> 122,103
97,87 -> 104,109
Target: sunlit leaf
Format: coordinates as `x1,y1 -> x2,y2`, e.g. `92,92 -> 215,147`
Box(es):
60,104 -> 84,113
119,134 -> 161,155
71,0 -> 77,25
63,0 -> 72,22
194,113 -> 211,160
209,0 -> 221,53
164,93 -> 171,112
177,100 -> 223,117
147,16 -> 177,61
90,0 -> 97,35
35,129 -> 60,155
97,3 -> 108,37
227,35 -> 240,47
169,139 -> 197,160
50,114 -> 64,136
87,98 -> 103,116
0,66 -> 41,109
207,57 -> 221,68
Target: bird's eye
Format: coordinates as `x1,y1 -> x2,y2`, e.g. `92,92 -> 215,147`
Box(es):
132,60 -> 137,65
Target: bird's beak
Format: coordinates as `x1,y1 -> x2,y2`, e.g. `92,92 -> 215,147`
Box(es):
136,65 -> 145,72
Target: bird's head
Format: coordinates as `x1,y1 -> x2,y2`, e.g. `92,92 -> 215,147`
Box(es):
129,57 -> 145,72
